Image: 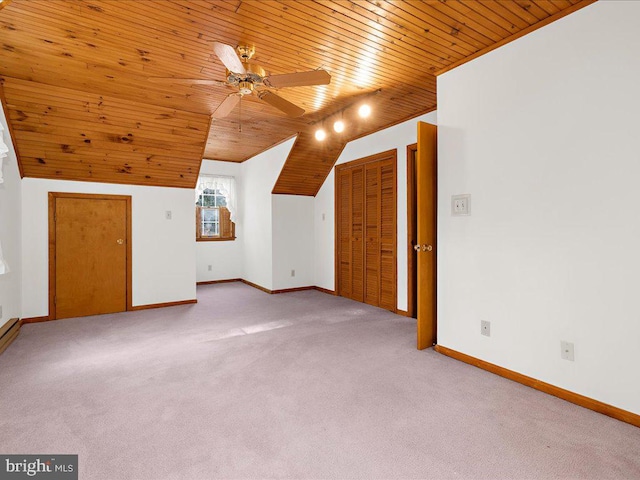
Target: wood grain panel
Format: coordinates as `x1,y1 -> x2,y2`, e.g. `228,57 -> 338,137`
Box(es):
3,77 -> 209,187
0,0 -> 593,193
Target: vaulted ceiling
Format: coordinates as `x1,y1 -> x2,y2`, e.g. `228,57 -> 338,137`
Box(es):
0,0 -> 595,194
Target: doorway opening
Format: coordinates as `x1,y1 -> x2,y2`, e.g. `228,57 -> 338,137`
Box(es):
407,143 -> 418,319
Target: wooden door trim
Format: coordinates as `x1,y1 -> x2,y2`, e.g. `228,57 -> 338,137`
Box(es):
48,192 -> 133,320
406,143 -> 417,319
334,149 -> 397,172
435,344 -> 640,428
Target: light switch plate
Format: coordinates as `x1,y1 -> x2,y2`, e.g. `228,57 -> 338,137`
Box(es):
452,194 -> 471,216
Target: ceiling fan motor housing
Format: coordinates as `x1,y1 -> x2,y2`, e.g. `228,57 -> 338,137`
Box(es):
226,62 -> 266,90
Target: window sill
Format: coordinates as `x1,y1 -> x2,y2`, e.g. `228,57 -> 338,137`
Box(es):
196,237 -> 237,242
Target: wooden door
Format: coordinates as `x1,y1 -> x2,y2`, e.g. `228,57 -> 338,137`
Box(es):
49,193 -> 132,320
416,122 -> 437,349
336,150 -> 396,310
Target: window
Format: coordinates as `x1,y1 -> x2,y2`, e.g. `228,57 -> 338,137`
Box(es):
195,175 -> 236,241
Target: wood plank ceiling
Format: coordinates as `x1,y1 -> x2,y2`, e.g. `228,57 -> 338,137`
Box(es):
0,0 -> 595,194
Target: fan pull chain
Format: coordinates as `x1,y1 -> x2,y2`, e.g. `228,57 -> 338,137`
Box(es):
238,95 -> 242,133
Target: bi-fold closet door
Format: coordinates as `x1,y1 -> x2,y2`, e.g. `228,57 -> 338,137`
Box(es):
336,150 -> 396,311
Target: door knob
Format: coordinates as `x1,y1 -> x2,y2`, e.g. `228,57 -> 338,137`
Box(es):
116,239 -> 124,245
422,244 -> 433,252
413,244 -> 420,252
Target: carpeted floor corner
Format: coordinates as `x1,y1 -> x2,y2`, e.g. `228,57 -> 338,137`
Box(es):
1,282 -> 639,479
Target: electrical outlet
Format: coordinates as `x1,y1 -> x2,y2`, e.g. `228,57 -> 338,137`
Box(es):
481,320 -> 490,337
165,210 -> 172,220
452,194 -> 471,216
322,213 -> 326,221
207,265 -> 212,271
561,341 -> 575,361
291,269 -> 295,277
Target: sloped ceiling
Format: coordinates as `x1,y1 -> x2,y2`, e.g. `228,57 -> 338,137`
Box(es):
0,0 -> 595,194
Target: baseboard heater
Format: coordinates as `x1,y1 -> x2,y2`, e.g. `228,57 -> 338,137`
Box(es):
0,318 -> 21,355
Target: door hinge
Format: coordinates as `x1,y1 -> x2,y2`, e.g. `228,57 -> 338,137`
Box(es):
54,295 -> 57,306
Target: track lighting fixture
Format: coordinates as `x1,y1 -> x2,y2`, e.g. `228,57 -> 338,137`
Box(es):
358,104 -> 371,118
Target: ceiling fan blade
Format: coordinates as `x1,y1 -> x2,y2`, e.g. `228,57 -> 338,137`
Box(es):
212,42 -> 246,75
257,91 -> 305,117
263,70 -> 331,88
212,94 -> 240,119
148,77 -> 227,86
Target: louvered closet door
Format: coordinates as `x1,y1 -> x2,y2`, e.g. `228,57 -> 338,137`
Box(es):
379,159 -> 396,310
338,169 -> 352,299
351,167 -> 365,302
364,159 -> 396,309
365,163 -> 381,306
336,151 -> 396,311
338,167 -> 364,302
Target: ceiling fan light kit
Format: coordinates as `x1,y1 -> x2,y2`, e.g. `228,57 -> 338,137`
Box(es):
237,80 -> 254,96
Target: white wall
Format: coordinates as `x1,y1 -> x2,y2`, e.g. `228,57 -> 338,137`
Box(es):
0,107 -> 22,326
21,179 -> 196,317
240,137 -> 296,290
314,111 -> 437,311
272,195 -> 315,290
196,160 -> 243,282
437,0 -> 640,414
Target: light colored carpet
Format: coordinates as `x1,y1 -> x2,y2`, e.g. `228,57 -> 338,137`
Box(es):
1,282 -> 639,480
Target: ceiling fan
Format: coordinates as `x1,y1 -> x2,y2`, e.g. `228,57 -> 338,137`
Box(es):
149,42 -> 331,119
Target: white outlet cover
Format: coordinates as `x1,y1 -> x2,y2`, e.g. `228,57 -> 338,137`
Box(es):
165,210 -> 172,220
452,194 -> 471,216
